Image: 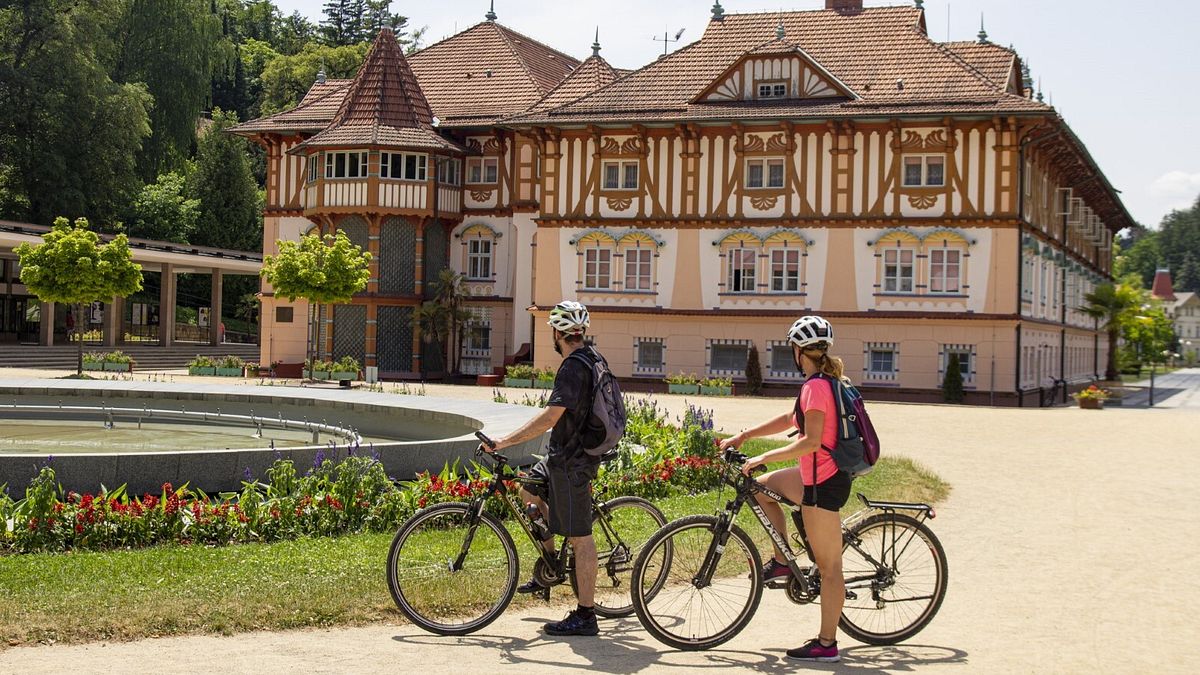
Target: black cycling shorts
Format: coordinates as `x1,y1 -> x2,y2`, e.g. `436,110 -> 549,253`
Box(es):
524,458 -> 598,538
802,470 -> 852,512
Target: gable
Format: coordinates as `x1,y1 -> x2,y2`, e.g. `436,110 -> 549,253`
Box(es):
697,49 -> 856,103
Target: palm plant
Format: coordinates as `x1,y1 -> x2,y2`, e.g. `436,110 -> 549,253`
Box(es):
412,269 -> 472,374
1081,282 -> 1143,381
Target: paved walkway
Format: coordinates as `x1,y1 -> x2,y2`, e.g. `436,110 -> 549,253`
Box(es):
2,371 -> 1199,673
1115,367 -> 1200,408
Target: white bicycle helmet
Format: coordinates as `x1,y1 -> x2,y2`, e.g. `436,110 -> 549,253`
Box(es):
547,300 -> 590,335
786,315 -> 834,349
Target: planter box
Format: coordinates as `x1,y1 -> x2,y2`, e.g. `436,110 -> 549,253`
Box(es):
330,371 -> 357,381
700,386 -> 732,396
190,366 -> 216,376
667,383 -> 700,395
311,370 -> 330,380
504,378 -> 533,388
216,367 -> 243,377
533,380 -> 554,389
1078,398 -> 1104,409
103,362 -> 131,372
83,362 -> 105,371
476,374 -> 502,387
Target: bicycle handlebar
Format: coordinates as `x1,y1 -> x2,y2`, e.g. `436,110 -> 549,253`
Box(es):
474,431 -> 509,464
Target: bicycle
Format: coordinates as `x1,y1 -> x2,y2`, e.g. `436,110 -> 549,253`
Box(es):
1041,378 -> 1067,407
630,447 -> 948,651
386,431 -> 669,635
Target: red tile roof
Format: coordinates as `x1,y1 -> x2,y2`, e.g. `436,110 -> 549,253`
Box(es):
941,41 -> 1019,92
1152,269 -> 1177,301
509,7 -> 1051,124
406,21 -> 580,125
526,55 -> 622,114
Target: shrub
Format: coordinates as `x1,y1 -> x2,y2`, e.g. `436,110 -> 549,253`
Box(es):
505,364 -> 535,380
745,344 -> 763,395
333,356 -> 361,373
83,352 -> 105,364
188,355 -> 216,368
664,371 -> 699,385
534,367 -> 555,382
104,350 -> 133,364
701,376 -> 733,388
220,355 -> 245,369
942,354 -> 964,403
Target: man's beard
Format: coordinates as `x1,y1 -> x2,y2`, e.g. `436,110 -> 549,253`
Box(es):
553,335 -> 563,356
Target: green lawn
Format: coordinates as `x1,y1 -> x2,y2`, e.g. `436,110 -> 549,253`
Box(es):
0,441 -> 949,647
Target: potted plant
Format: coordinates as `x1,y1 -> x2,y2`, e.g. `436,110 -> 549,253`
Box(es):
103,350 -> 133,372
533,366 -> 555,389
1073,384 -> 1109,409
83,352 -> 106,371
188,355 -> 216,376
331,356 -> 361,381
665,372 -> 700,395
216,355 -> 245,377
700,376 -> 734,396
504,364 -> 535,388
244,361 -> 260,377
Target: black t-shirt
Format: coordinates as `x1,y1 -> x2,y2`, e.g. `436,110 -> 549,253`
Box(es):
546,348 -> 605,467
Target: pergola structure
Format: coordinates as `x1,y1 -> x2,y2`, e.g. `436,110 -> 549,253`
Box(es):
0,221 -> 262,347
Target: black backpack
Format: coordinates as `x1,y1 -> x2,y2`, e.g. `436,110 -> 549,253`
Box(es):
567,347 -> 627,457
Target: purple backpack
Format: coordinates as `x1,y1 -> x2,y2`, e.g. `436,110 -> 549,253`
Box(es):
807,374 -> 880,477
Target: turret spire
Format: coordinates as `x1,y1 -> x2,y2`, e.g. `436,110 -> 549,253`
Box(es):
486,1 -> 497,22
977,14 -> 988,43
915,0 -> 924,8
711,1 -> 725,21
592,27 -> 601,57
776,20 -> 786,40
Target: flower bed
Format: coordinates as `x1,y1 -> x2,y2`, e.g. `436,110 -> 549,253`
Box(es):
0,400 -> 723,554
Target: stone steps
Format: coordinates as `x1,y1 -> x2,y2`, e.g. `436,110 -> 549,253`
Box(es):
0,344 -> 260,370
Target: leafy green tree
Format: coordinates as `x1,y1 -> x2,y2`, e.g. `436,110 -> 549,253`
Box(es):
413,269 -> 472,374
942,354 -> 964,403
1177,252 -> 1200,295
189,109 -> 261,252
126,171 -> 201,243
0,0 -> 153,224
260,229 -> 371,370
258,42 -> 370,114
276,11 -> 318,55
1157,196 -> 1200,291
110,0 -> 219,179
1124,304 -> 1175,370
744,344 -> 763,395
15,217 -> 143,375
1113,229 -> 1160,288
1082,282 -> 1148,381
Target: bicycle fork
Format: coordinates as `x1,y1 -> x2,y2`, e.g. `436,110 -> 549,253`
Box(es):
450,497 -> 490,573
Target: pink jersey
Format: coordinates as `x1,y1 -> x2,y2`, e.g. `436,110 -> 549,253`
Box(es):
791,376 -> 840,485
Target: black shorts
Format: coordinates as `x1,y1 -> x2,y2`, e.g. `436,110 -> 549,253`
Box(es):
803,471 -> 852,512
524,458 -> 598,538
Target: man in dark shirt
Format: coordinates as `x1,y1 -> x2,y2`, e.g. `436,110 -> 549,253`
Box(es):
488,300 -> 604,637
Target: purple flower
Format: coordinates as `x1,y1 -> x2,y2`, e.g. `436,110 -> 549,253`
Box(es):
313,449 -> 326,470
243,467 -> 254,482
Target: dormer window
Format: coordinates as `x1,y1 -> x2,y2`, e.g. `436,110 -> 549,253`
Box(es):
602,161 -> 638,190
903,155 -> 945,187
380,152 -> 427,181
325,151 -> 368,179
756,81 -> 788,99
746,158 -> 785,189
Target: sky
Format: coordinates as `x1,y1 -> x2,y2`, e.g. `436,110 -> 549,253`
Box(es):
274,0 -> 1200,229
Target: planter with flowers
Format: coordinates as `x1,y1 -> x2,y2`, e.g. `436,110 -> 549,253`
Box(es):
330,356 -> 361,381
700,376 -> 733,396
533,367 -> 556,389
665,371 -> 700,395
1073,385 -> 1109,409
188,355 -> 217,376
504,364 -> 535,388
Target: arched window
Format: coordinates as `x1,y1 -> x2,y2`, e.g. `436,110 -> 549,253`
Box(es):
762,229 -> 809,294
457,224 -> 501,281
717,231 -> 763,294
872,229 -> 920,295
575,230 -> 616,291
617,231 -> 659,292
923,229 -> 971,295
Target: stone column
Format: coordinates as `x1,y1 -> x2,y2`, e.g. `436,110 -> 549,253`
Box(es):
39,301 -> 54,346
159,264 -> 176,347
210,269 -> 223,345
102,296 -> 124,347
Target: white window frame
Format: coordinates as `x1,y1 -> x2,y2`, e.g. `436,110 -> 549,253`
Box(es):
380,152 -> 428,181
756,81 -> 787,99
708,339 -> 750,375
601,161 -> 639,190
623,247 -> 653,292
466,157 -> 498,184
928,248 -> 962,294
940,346 -> 975,386
307,155 -> 318,183
634,338 -> 665,375
769,248 -> 801,293
866,344 -> 899,381
583,247 -> 612,290
767,340 -> 803,380
726,247 -> 757,294
745,158 -> 785,189
466,238 -> 492,281
902,155 -> 945,187
882,248 -> 915,293
324,151 -> 368,179
438,158 -> 461,186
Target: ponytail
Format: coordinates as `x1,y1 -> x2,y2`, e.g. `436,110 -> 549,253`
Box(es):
803,343 -> 848,383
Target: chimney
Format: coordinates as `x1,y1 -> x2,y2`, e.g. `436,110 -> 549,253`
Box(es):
826,0 -> 864,12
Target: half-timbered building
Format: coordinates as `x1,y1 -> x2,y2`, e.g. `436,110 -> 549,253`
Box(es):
233,1 -> 1132,405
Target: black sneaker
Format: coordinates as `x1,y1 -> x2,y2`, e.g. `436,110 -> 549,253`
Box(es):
543,609 -> 599,636
761,558 -> 793,583
517,579 -> 547,594
786,637 -> 840,662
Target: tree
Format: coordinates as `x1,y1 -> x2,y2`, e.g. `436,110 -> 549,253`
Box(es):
942,354 -> 964,403
1124,303 -> 1176,370
189,109 -> 261,252
126,171 -> 201,243
258,42 -> 370,114
320,0 -> 354,46
744,344 -> 763,395
260,229 -> 371,371
1113,230 -> 1160,288
275,11 -> 318,55
1177,252 -> 1200,295
412,269 -> 472,375
1082,282 -> 1145,381
15,217 -> 143,376
1157,195 -> 1200,291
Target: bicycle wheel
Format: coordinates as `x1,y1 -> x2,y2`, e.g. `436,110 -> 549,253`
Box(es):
571,495 -> 667,618
386,501 -> 519,635
839,513 -> 948,645
631,515 -> 763,651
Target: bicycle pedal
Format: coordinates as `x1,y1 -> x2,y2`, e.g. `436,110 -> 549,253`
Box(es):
765,578 -> 790,589
538,587 -> 550,601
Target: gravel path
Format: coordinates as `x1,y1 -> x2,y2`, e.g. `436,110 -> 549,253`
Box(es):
2,372 -> 1198,673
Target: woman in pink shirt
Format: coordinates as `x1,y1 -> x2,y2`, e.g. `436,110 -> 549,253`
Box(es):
717,315 -> 849,663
